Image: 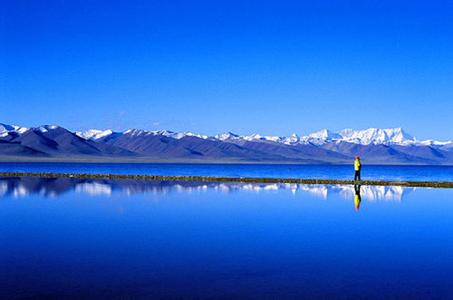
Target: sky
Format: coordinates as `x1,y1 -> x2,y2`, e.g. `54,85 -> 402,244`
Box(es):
1,1 -> 453,140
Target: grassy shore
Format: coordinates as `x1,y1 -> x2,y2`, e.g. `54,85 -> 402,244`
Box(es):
0,172 -> 452,188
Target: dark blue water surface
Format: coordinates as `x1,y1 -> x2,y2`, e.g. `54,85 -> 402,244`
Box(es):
1,162 -> 453,181
1,177 -> 453,299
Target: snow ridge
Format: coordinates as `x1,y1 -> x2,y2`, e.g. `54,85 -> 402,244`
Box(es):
0,123 -> 29,137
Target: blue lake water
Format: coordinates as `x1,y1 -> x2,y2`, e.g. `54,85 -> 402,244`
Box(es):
1,162 -> 453,181
1,177 -> 453,299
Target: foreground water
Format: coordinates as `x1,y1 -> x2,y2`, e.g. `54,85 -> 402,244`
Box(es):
1,162 -> 453,181
1,177 -> 453,299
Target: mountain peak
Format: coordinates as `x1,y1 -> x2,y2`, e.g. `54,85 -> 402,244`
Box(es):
215,132 -> 240,141
0,123 -> 15,132
283,133 -> 301,145
337,127 -> 415,145
0,123 -> 29,137
306,129 -> 342,145
384,128 -> 414,144
309,129 -> 341,139
37,125 -> 62,133
76,129 -> 114,140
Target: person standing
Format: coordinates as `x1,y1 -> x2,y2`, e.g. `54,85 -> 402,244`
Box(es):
354,156 -> 361,181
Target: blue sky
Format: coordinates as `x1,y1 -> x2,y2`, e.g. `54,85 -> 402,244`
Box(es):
1,1 -> 452,140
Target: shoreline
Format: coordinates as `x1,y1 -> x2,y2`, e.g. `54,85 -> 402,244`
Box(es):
0,172 -> 452,188
1,158 -> 453,166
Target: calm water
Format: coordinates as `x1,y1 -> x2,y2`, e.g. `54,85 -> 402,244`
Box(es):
1,177 -> 453,299
1,162 -> 453,181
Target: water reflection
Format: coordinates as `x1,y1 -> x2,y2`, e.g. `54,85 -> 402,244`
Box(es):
354,184 -> 362,211
0,176 -> 414,202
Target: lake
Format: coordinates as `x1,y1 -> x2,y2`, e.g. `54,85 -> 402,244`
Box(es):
1,176 -> 453,299
1,162 -> 453,181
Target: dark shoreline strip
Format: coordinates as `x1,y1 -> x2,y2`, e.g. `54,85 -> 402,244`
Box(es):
0,172 -> 452,188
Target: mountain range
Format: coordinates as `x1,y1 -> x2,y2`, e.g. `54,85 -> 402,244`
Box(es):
1,123 -> 452,164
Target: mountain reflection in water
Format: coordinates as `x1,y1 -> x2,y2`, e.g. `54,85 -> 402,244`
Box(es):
0,176 -> 413,202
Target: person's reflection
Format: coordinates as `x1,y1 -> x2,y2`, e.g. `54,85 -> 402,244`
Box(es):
354,184 -> 362,211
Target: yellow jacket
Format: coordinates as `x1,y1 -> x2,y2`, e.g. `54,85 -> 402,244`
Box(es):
354,159 -> 361,171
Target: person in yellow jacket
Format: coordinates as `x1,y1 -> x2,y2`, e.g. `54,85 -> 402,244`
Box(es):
354,156 -> 361,181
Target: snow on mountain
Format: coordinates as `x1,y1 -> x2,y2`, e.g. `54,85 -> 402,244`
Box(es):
215,132 -> 241,141
309,129 -> 342,140
0,123 -> 15,133
152,130 -> 179,138
179,132 -> 210,140
123,129 -> 148,136
0,124 -> 15,137
54,126 -> 453,147
122,129 -> 209,140
417,139 -> 453,146
76,129 -> 114,140
243,133 -> 283,143
338,128 -> 415,145
67,125 -> 452,147
293,127 -> 417,145
0,123 -> 29,137
123,129 -> 173,137
304,129 -> 342,145
37,125 -> 62,133
216,131 -> 285,143
15,127 -> 29,134
265,136 -> 284,143
283,133 -> 301,145
242,133 -> 261,141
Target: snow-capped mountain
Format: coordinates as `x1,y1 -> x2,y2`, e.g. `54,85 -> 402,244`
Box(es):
76,129 -> 114,140
309,129 -> 342,141
215,132 -> 241,141
302,129 -> 343,145
0,123 -> 452,164
0,123 -> 15,135
282,128 -> 417,146
0,123 -> 29,137
283,133 -> 301,145
337,128 -> 415,145
121,129 -> 210,140
37,125 -> 61,133
242,133 -> 284,143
